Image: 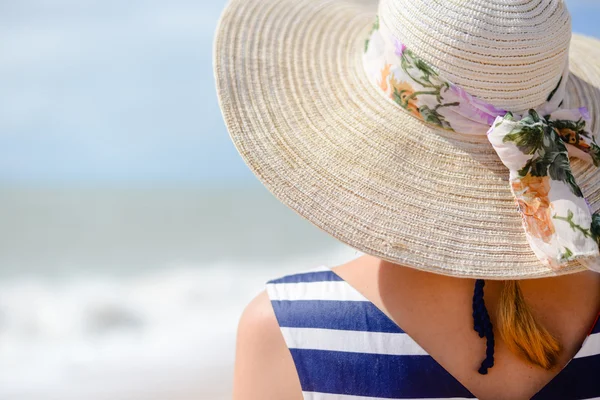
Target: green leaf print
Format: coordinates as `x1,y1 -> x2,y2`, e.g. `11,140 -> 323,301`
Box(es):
413,57 -> 437,86
400,50 -> 439,89
553,209 -> 592,238
392,49 -> 459,131
591,142 -> 600,167
504,110 -> 584,198
551,118 -> 586,135
364,16 -> 380,53
548,152 -> 584,197
503,111 -> 545,155
559,247 -> 574,262
419,105 -> 453,131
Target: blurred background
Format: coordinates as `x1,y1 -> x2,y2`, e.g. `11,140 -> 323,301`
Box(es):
0,0 -> 598,399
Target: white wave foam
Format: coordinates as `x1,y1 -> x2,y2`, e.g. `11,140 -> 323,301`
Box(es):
0,247 -> 359,400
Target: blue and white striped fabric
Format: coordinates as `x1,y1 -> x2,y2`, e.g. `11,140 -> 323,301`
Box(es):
266,266 -> 600,400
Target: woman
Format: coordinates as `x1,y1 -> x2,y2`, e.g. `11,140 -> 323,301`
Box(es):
214,0 -> 600,398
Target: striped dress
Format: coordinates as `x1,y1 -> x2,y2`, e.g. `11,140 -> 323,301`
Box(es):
266,266 -> 600,400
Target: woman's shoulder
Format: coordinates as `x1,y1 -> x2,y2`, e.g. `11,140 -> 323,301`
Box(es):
236,290 -> 282,365
234,290 -> 302,399
239,265 -> 340,328
232,261 -> 368,399
236,262 -> 361,351
238,290 -> 278,337
237,257 -> 378,345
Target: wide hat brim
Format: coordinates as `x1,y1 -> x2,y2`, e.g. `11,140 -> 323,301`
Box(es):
214,0 -> 600,279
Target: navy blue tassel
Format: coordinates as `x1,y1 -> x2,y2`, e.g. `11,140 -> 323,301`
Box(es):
472,279 -> 495,375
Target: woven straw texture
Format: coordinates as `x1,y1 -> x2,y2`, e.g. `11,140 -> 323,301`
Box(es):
214,0 -> 600,279
379,0 -> 572,112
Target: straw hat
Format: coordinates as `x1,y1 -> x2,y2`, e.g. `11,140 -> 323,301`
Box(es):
214,0 -> 600,279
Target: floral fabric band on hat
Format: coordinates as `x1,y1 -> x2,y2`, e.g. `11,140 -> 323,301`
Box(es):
363,18 -> 600,271
488,109 -> 600,268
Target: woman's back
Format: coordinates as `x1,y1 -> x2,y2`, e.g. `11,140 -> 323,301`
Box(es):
234,255 -> 600,400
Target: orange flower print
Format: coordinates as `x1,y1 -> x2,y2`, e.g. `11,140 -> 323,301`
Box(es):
389,78 -> 421,118
378,65 -> 421,119
555,127 -> 591,150
378,64 -> 391,93
511,174 -> 555,243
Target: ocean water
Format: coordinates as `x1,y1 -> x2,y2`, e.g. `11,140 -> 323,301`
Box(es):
0,187 -> 359,400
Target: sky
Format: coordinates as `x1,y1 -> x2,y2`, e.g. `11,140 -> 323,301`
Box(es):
0,0 -> 598,186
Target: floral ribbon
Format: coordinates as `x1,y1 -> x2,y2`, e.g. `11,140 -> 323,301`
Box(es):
363,18 -> 600,271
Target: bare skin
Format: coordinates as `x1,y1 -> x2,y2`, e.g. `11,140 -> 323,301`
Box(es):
233,255 -> 600,400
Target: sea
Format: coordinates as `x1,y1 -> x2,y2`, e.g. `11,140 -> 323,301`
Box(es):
0,186 -> 359,400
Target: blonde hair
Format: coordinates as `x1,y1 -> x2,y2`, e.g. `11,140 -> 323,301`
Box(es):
498,281 -> 561,370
